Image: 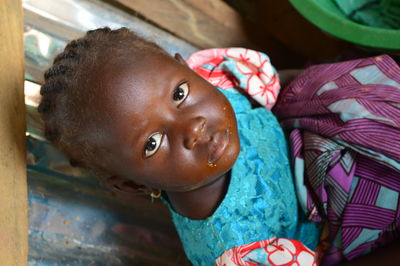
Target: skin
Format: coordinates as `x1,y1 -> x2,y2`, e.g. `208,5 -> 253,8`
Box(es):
90,51 -> 240,219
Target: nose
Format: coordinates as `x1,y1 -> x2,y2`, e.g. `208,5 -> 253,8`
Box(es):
183,116 -> 207,149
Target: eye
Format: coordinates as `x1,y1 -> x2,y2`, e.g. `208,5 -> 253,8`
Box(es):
144,132 -> 163,158
172,82 -> 189,105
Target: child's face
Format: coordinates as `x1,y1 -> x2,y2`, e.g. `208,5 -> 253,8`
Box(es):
95,51 -> 240,192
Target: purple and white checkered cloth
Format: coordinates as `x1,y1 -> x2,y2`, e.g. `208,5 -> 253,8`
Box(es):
273,55 -> 400,265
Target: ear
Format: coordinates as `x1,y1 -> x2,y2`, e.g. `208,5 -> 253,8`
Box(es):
106,175 -> 152,196
174,53 -> 188,67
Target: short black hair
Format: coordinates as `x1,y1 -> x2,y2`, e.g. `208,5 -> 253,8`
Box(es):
38,27 -> 166,172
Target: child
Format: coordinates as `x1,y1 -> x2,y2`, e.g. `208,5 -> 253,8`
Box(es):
38,27 -> 400,265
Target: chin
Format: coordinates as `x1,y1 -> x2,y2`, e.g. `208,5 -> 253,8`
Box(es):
169,168 -> 230,193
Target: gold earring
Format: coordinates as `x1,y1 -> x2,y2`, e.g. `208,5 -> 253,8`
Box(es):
150,190 -> 161,199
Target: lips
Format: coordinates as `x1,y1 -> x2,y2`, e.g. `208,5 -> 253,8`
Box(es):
208,129 -> 230,164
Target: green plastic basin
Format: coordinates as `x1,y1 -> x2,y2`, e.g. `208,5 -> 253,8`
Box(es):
289,0 -> 400,51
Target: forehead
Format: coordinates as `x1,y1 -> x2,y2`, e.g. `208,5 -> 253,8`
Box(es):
97,51 -> 182,109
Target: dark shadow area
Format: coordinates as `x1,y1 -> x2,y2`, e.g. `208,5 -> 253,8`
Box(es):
223,0 -> 385,68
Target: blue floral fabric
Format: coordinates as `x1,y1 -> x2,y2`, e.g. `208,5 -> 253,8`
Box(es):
165,87 -> 321,266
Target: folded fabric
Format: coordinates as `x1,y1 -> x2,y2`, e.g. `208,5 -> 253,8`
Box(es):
187,48 -> 280,109
273,54 -> 400,265
334,0 -> 400,29
215,237 -> 317,266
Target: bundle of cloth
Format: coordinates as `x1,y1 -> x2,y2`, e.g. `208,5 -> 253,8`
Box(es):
334,0 -> 400,29
187,48 -> 400,265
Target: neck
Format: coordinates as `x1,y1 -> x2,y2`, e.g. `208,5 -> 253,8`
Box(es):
165,172 -> 230,220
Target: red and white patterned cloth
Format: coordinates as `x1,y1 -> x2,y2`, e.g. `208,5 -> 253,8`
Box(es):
187,48 -> 280,109
215,237 -> 317,266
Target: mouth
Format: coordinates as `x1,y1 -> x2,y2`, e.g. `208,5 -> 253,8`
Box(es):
208,129 -> 230,165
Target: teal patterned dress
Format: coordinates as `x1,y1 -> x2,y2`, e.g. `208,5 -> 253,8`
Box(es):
164,86 -> 321,265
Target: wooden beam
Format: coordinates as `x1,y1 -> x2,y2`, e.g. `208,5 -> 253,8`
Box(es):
0,0 -> 28,265
108,0 -> 308,68
112,0 -> 252,48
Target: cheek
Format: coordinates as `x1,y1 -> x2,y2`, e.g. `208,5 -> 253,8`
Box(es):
152,136 -> 239,191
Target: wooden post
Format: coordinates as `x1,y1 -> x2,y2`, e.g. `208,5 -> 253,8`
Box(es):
0,0 -> 28,265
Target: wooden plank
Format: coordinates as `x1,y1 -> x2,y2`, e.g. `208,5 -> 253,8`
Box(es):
109,0 -> 304,68
112,0 -> 252,48
0,0 -> 28,265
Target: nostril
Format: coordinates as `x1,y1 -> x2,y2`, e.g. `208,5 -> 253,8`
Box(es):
191,136 -> 198,148
201,120 -> 206,132
184,135 -> 197,149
